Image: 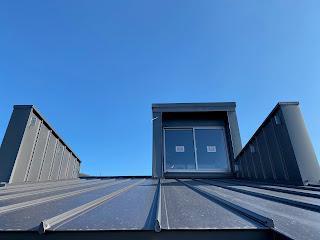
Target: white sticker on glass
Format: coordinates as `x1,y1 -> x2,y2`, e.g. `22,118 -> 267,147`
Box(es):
207,146 -> 216,152
176,146 -> 185,152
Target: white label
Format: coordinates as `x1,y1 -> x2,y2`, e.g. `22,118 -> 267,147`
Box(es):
274,116 -> 281,125
58,146 -> 64,154
30,117 -> 37,126
207,146 -> 216,152
176,146 -> 185,152
234,165 -> 239,171
250,145 -> 255,153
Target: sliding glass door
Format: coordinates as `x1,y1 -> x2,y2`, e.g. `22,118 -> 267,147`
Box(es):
194,129 -> 229,170
164,129 -> 196,170
164,128 -> 230,172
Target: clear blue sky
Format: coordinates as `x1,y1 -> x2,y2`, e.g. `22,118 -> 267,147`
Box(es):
0,1 -> 319,176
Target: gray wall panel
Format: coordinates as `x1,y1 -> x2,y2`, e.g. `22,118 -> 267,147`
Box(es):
39,134 -> 58,181
26,123 -> 50,182
264,120 -> 287,181
76,161 -> 80,178
273,109 -> 301,181
256,131 -> 275,180
224,122 -> 236,175
0,107 -> 31,183
71,157 -> 77,178
244,149 -> 256,179
50,143 -> 65,180
66,155 -> 75,179
250,139 -> 265,179
281,104 -> 320,184
235,102 -> 319,185
59,151 -> 70,179
0,105 -> 81,184
240,154 -> 249,178
152,112 -> 162,178
237,157 -> 244,178
10,112 -> 41,183
227,111 -> 242,157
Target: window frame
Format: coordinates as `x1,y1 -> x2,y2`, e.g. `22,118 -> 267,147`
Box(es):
163,127 -> 231,173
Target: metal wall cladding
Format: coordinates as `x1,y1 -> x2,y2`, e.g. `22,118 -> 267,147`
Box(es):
50,143 -> 65,180
59,151 -> 70,179
0,106 -> 81,184
66,155 -> 76,179
38,132 -> 58,181
10,111 -> 42,183
25,121 -> 51,182
235,104 -> 304,185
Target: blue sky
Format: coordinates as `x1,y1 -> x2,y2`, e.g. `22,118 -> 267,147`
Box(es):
0,1 -> 319,176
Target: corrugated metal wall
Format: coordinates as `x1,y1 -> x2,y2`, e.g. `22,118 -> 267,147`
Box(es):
235,103 -> 319,185
0,105 -> 81,184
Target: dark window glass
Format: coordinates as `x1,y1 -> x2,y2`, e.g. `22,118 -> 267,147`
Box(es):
195,129 -> 228,170
164,130 -> 196,170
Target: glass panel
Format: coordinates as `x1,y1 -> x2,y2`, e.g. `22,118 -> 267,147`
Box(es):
195,129 -> 229,170
164,129 -> 196,170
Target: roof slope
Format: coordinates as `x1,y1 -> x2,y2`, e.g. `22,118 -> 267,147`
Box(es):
0,178 -> 319,239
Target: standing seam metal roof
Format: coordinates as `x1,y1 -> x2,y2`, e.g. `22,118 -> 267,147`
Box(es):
0,177 -> 319,239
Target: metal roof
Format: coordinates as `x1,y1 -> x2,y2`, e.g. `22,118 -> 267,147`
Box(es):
0,177 -> 319,239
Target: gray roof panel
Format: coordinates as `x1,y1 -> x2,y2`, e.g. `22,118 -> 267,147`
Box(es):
193,179 -> 320,240
0,177 -> 319,239
56,178 -> 158,230
160,179 -> 265,230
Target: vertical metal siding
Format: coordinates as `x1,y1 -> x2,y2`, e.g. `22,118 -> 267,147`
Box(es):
59,151 -> 71,179
254,138 -> 267,179
238,157 -> 244,178
152,112 -> 162,178
66,155 -> 75,179
240,154 -> 249,178
0,107 -> 31,182
76,161 -> 80,177
234,103 -> 319,185
50,143 -> 65,180
0,105 -> 81,184
10,112 -> 41,183
39,134 -> 58,181
258,130 -> 276,180
71,157 -> 77,178
227,110 -> 243,158
280,104 -> 320,184
273,111 -> 301,181
26,123 -> 51,182
244,149 -> 256,179
263,121 -> 287,180
249,140 -> 264,179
